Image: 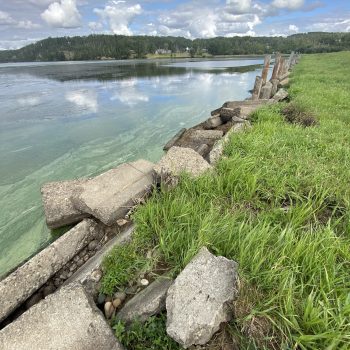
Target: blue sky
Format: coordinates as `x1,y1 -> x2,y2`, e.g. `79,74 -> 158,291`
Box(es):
0,0 -> 349,50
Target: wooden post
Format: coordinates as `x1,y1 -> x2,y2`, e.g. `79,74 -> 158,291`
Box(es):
261,55 -> 271,84
277,57 -> 285,80
271,53 -> 281,80
252,76 -> 263,101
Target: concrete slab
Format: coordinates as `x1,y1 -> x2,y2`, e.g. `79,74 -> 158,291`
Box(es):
154,146 -> 212,178
72,160 -> 155,226
0,283 -> 123,350
41,179 -> 90,229
0,219 -> 102,323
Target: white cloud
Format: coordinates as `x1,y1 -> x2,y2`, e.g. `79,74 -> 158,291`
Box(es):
66,89 -> 98,113
226,0 -> 252,14
88,21 -> 103,31
0,11 -> 16,25
289,24 -> 299,33
272,0 -> 304,10
307,18 -> 350,33
93,1 -> 142,35
41,0 -> 81,28
17,20 -> 41,29
17,96 -> 41,106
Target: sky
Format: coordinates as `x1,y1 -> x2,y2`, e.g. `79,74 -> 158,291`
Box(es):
0,0 -> 349,50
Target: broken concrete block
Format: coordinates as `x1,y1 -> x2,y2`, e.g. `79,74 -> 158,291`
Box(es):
0,283 -> 123,350
163,128 -> 187,151
220,107 -> 241,123
273,88 -> 289,102
117,278 -> 173,324
204,115 -> 223,129
154,147 -> 211,179
189,130 -> 224,141
166,247 -> 239,348
71,160 -> 155,226
41,179 -> 90,229
0,219 -> 102,323
259,81 -> 273,100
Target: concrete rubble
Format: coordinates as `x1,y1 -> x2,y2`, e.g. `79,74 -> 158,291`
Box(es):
166,247 -> 239,348
0,283 -> 123,350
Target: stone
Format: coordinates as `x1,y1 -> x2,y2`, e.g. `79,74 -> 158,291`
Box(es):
210,107 -> 222,116
140,278 -> 149,286
220,107 -> 241,123
72,160 -> 155,226
88,240 -> 98,251
114,292 -> 126,302
43,284 -> 56,298
251,76 -> 263,101
154,147 -> 212,179
117,278 -> 173,324
166,247 -> 239,348
204,115 -> 223,129
279,77 -> 290,87
163,128 -> 187,151
0,219 -> 102,323
273,88 -> 289,102
231,115 -> 247,123
195,144 -> 209,157
104,301 -> 115,319
189,130 -> 224,141
97,294 -> 106,305
259,82 -> 273,100
113,298 -> 122,309
0,283 -> 123,350
117,219 -> 128,227
41,179 -> 90,229
270,78 -> 279,96
223,100 -> 270,119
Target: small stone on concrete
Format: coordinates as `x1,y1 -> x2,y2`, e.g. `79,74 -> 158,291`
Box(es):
166,247 -> 239,348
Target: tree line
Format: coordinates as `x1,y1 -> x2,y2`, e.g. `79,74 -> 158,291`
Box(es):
0,32 -> 349,62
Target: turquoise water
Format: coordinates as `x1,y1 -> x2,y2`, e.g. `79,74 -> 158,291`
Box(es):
0,58 -> 262,278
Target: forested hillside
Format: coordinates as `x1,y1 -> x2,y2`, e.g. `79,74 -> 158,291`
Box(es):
0,32 -> 349,62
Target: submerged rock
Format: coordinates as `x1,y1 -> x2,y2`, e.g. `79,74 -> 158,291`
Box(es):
166,247 -> 239,348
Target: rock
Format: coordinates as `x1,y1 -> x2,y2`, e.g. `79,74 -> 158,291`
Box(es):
273,88 -> 289,101
69,263 -> 77,272
220,107 -> 241,123
270,78 -> 279,96
113,298 -> 122,309
166,247 -> 239,348
210,107 -> 222,116
71,160 -> 155,226
117,278 -> 173,324
189,130 -> 224,141
43,284 -> 56,298
104,301 -> 115,319
88,240 -> 98,251
0,283 -> 123,350
97,293 -> 106,305
125,286 -> 138,295
117,219 -> 128,227
223,100 -> 271,118
204,115 -> 223,129
259,82 -> 273,99
164,128 -> 187,151
91,269 -> 103,282
140,278 -> 149,286
154,147 -> 212,179
195,144 -> 210,157
114,292 -> 126,302
279,77 -> 290,87
0,219 -> 102,323
231,115 -> 247,123
25,292 -> 42,309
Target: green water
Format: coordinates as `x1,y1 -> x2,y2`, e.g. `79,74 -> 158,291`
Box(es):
0,58 -> 262,278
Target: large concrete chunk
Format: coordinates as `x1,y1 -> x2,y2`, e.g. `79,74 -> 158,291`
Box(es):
220,107 -> 241,123
0,283 -> 123,350
117,277 -> 173,324
260,81 -> 273,99
204,115 -> 223,129
223,100 -> 270,118
0,219 -> 102,323
72,160 -> 155,226
154,147 -> 212,178
166,247 -> 238,348
163,128 -> 187,151
273,88 -> 289,101
41,179 -> 90,229
189,129 -> 224,141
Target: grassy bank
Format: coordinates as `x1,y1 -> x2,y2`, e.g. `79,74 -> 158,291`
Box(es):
102,51 -> 350,349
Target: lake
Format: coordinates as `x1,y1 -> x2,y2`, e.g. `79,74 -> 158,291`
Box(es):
0,57 -> 263,278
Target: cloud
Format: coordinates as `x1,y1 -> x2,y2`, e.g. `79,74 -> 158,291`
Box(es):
41,0 -> 81,28
93,1 -> 142,35
17,20 -> 41,29
66,89 -> 98,113
307,17 -> 350,32
289,24 -> 299,33
17,96 -> 41,106
88,21 -> 103,31
111,79 -> 149,106
0,11 -> 16,25
226,0 -> 252,14
271,0 -> 304,10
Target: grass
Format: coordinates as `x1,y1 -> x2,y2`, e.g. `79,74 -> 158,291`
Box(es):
101,51 -> 350,349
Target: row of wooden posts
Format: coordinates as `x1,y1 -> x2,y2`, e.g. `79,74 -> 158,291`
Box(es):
252,51 -> 299,100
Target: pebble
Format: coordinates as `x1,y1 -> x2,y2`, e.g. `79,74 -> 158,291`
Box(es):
53,278 -> 61,288
91,269 -> 103,282
104,301 -> 115,319
125,286 -> 138,295
83,254 -> 89,262
69,263 -> 77,272
43,284 -> 56,297
67,271 -> 73,278
113,291 -> 126,302
140,278 -> 149,286
76,258 -> 84,267
97,293 -> 106,305
88,240 -> 98,251
112,298 -> 122,308
74,255 -> 80,263
117,219 -> 128,226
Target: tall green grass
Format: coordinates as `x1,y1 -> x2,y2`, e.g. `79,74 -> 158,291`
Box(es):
102,52 -> 350,349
